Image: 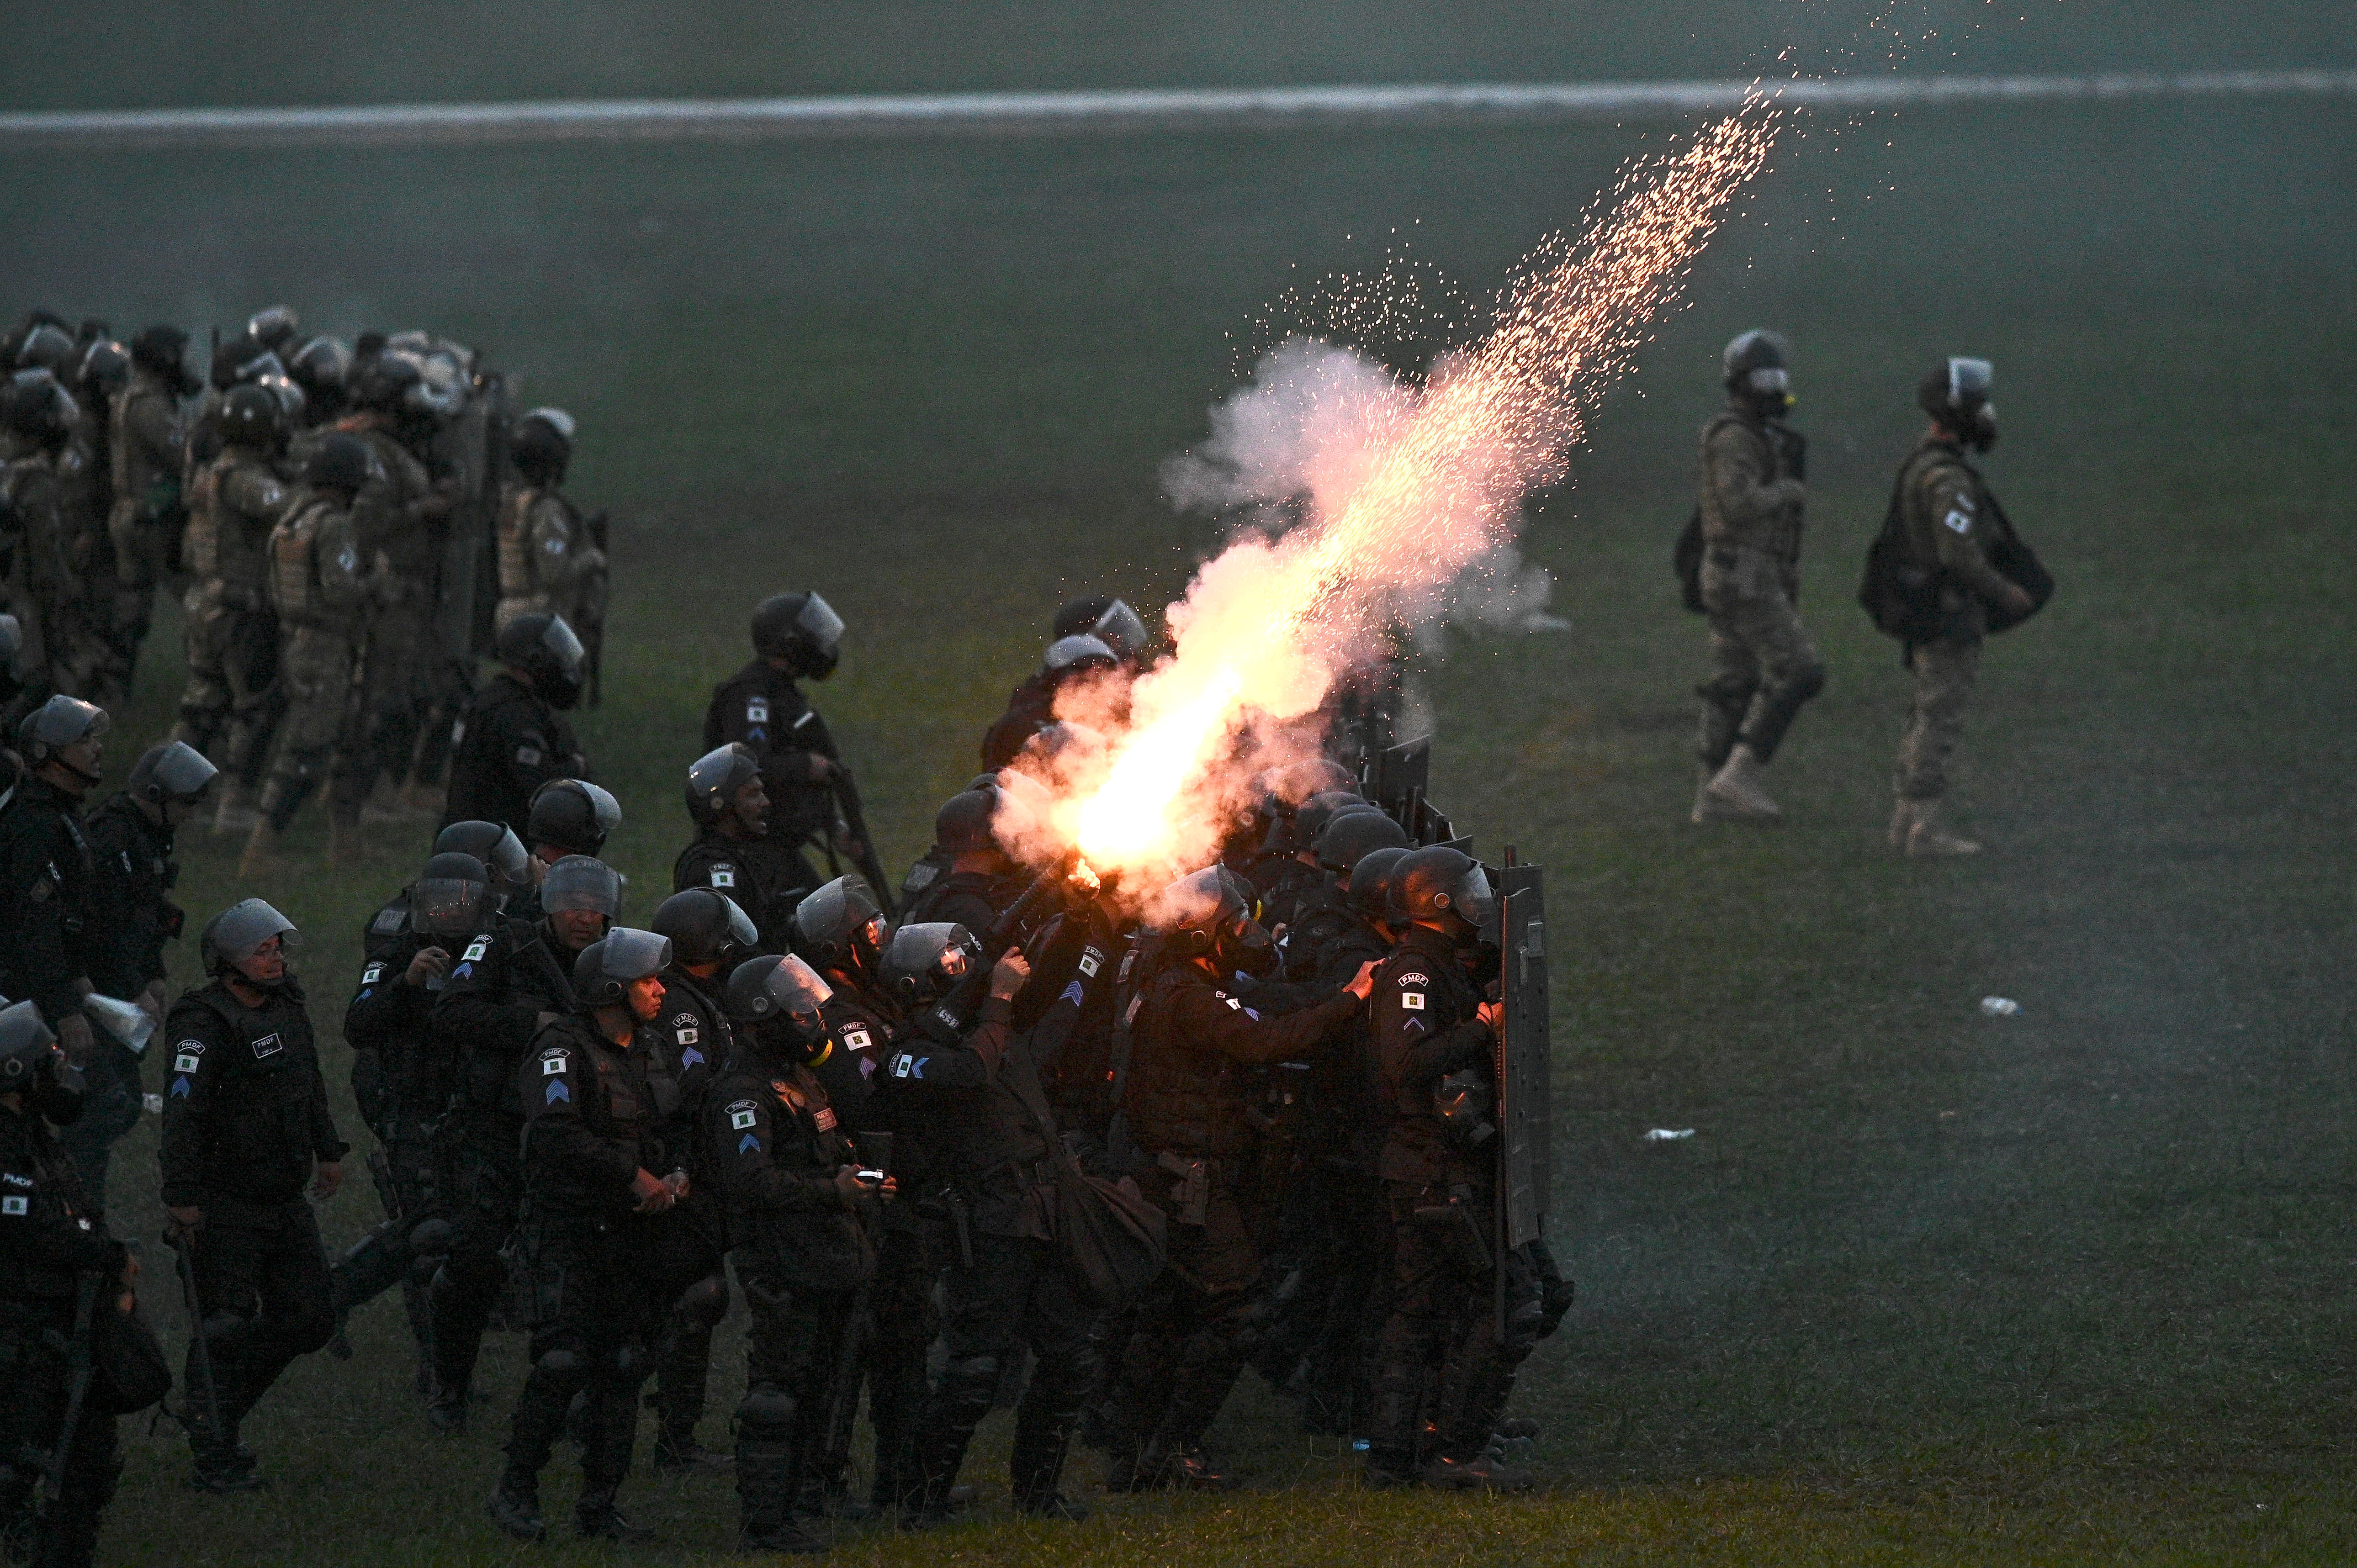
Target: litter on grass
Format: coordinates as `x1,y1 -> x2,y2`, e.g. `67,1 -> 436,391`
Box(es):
1980,996 -> 2021,1017
1643,1128 -> 1695,1142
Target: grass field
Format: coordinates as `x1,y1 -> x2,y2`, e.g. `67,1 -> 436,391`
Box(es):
7,7 -> 2356,1563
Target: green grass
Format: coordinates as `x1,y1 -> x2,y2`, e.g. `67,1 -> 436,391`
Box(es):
9,13 -> 2356,1561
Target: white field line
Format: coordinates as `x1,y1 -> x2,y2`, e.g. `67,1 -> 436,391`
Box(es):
0,70 -> 2351,151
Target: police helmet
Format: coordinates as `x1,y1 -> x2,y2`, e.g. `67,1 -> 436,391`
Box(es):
13,322 -> 75,375
1347,845 -> 1412,919
346,349 -> 421,414
933,789 -> 1001,858
1150,865 -> 1279,977
307,432 -> 374,495
572,928 -> 672,1009
287,335 -> 352,410
129,324 -> 192,385
1043,634 -> 1117,678
684,743 -> 762,829
1292,791 -> 1372,852
0,1000 -> 58,1088
540,854 -> 622,918
749,592 -> 845,679
494,612 -> 587,708
791,876 -> 887,979
1722,328 -> 1791,400
1918,357 -> 1997,449
413,852 -> 491,939
16,694 -> 108,765
128,739 -> 218,805
1389,846 -> 1496,930
879,922 -> 983,1006
75,338 -> 131,401
246,305 -> 302,354
723,953 -> 833,1054
526,777 -> 620,856
652,887 -> 759,968
2,368 -> 78,444
1316,806 -> 1409,876
218,382 -> 286,450
1089,599 -> 1149,660
201,898 -> 300,977
434,819 -> 530,888
255,373 -> 307,429
511,407 -> 575,484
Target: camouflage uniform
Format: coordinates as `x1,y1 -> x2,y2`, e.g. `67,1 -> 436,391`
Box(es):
259,486 -> 372,829
341,418 -> 443,802
172,444 -> 286,787
106,364 -> 185,661
1694,411 -> 1823,772
56,415 -> 129,709
1891,434 -> 2011,803
0,437 -> 77,698
493,481 -> 604,638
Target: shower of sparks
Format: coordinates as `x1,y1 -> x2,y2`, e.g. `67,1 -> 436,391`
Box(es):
1002,101 -> 1782,900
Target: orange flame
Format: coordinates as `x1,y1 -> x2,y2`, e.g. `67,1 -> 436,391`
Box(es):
1003,105 -> 1782,900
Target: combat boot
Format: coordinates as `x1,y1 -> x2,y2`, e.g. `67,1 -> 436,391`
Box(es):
739,1519 -> 828,1555
1904,801 -> 1982,858
485,1477 -> 546,1542
211,781 -> 260,838
574,1490 -> 655,1544
1420,1449 -> 1535,1490
237,820 -> 293,881
1699,743 -> 1781,822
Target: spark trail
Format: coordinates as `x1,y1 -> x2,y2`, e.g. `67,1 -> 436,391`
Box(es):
1027,104 -> 1783,890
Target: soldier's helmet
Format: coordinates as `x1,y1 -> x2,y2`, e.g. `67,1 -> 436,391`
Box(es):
933,789 -> 1001,858
413,852 -> 491,939
1051,595 -> 1150,661
512,407 -> 575,484
723,953 -> 833,1055
434,819 -> 530,889
652,887 -> 759,969
1917,357 -> 1997,450
1316,806 -> 1409,876
245,305 -> 302,354
750,592 -> 845,680
2,368 -> 79,444
1149,865 -> 1278,978
540,854 -> 622,918
1388,846 -> 1496,931
217,383 -> 286,450
74,338 -> 131,402
307,432 -> 374,495
287,336 -> 352,417
1722,329 -> 1791,403
345,348 -> 422,414
572,928 -> 671,1008
495,612 -> 587,710
684,743 -> 762,829
11,322 -> 76,376
525,776 -> 620,856
201,898 -> 300,978
1347,844 -> 1412,919
0,1001 -> 58,1088
792,876 -> 888,982
879,922 -> 983,1007
128,740 -> 219,806
129,324 -> 193,388
16,694 -> 108,765
1042,634 -> 1117,680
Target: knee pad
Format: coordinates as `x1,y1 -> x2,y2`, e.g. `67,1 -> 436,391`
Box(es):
671,1273 -> 728,1329
199,1309 -> 249,1347
736,1384 -> 797,1439
943,1354 -> 1001,1406
406,1217 -> 453,1260
1504,1298 -> 1547,1361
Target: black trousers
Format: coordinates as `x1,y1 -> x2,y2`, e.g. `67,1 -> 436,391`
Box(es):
1367,1178 -> 1543,1467
647,1192 -> 728,1449
732,1261 -> 858,1536
180,1195 -> 335,1452
853,1221 -> 943,1507
428,1110 -> 521,1399
1104,1188 -> 1265,1467
911,1232 -> 1098,1509
0,1296 -> 119,1568
501,1213 -> 663,1498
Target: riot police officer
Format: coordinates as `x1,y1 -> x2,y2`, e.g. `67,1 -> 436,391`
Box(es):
673,742 -> 811,954
360,819 -> 530,955
1363,848 -> 1537,1490
900,788 -> 1024,932
486,929 -> 680,1545
1690,329 -> 1825,824
1103,867 -> 1372,1491
73,740 -> 217,1214
709,953 -> 890,1554
642,887 -> 757,1475
0,697 -> 108,1074
495,409 -> 606,647
979,633 -> 1120,771
499,778 -> 620,927
0,1001 -> 140,1568
107,325 -> 194,669
440,612 -> 589,839
425,853 -> 616,1432
159,900 -> 346,1491
242,433 -> 376,875
331,851 -> 491,1393
703,591 -> 860,873
173,383 -> 290,833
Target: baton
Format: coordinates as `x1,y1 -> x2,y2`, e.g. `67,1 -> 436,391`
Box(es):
171,1231 -> 226,1448
34,1273 -> 102,1510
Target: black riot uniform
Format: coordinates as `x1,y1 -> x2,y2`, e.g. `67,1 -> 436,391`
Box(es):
66,792 -> 185,1212
702,662 -> 839,860
157,974 -> 346,1483
887,946 -> 1097,1523
673,829 -> 813,956
0,775 -> 99,1037
642,962 -> 733,1473
496,1007 -> 672,1535
1103,950 -> 1361,1486
1364,922 -> 1541,1486
708,964 -> 879,1553
424,902 -> 597,1424
0,1048 -> 129,1568
441,672 -> 587,841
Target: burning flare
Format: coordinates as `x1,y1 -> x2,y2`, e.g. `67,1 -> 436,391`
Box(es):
1003,105 -> 1782,898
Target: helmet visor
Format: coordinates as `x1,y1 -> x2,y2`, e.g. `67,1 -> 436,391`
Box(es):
210,898 -> 300,966
1441,862 -> 1496,930
1947,357 -> 1993,408
600,927 -> 673,984
720,895 -> 759,952
542,855 -> 622,916
689,744 -> 752,801
541,616 -> 587,682
763,953 -> 833,1020
28,694 -> 108,749
150,739 -> 220,799
523,406 -> 577,442
794,593 -> 845,657
0,999 -> 57,1078
882,922 -> 977,992
413,877 -> 489,937
1744,366 -> 1790,396
1089,599 -> 1149,659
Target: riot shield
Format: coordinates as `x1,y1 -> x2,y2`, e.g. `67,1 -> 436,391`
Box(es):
1494,855 -> 1550,1258
1364,734 -> 1456,844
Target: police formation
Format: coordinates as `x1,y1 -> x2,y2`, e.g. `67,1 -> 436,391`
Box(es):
0,328 -> 2050,1567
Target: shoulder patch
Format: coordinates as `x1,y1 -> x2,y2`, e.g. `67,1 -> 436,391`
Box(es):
813,1105 -> 837,1132
842,1026 -> 872,1053
0,1195 -> 26,1217
727,1098 -> 759,1131
360,963 -> 385,986
539,1049 -> 570,1074
746,698 -> 769,725
462,937 -> 491,963
1943,508 -> 1972,534
1397,971 -> 1430,987
707,865 -> 737,889
1400,991 -> 1425,1011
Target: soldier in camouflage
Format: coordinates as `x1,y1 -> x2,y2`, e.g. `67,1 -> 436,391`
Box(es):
495,408 -> 605,643
0,370 -> 86,703
1690,330 -> 1826,824
107,330 -> 193,652
1886,358 -> 2035,857
171,385 -> 290,834
240,433 -> 378,876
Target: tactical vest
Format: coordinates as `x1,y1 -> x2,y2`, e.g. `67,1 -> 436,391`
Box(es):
496,486 -> 572,606
1697,412 -> 1804,566
1122,967 -> 1255,1166
183,453 -> 276,591
269,494 -> 366,631
180,986 -> 327,1203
